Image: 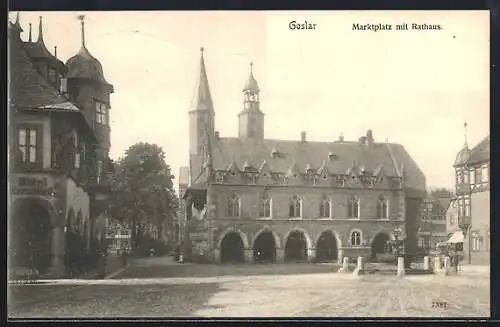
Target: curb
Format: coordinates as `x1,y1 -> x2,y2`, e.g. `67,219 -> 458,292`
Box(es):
105,264 -> 130,279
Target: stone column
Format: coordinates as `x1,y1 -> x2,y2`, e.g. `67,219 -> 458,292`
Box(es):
337,249 -> 344,263
49,225 -> 65,278
397,257 -> 405,277
353,256 -> 365,276
307,248 -> 316,263
444,256 -> 451,275
213,249 -> 221,263
244,249 -> 254,263
276,248 -> 285,263
423,256 -> 430,271
338,257 -> 349,273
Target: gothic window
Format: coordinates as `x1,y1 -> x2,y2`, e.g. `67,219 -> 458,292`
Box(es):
95,101 -> 108,125
463,170 -> 469,183
319,196 -> 331,218
259,196 -> 271,218
216,172 -> 225,184
458,197 -> 464,217
347,195 -> 360,219
350,230 -> 361,246
289,195 -> 302,218
227,193 -> 241,217
48,67 -> 57,86
17,126 -> 41,165
377,196 -> 389,219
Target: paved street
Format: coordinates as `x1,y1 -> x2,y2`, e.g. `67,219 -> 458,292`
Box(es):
8,258 -> 489,318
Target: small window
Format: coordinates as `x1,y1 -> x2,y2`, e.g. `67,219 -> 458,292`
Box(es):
17,126 -> 40,165
289,195 -> 301,218
227,193 -> 240,217
471,231 -> 481,251
259,196 -> 271,218
348,195 -> 360,218
464,197 -> 471,216
96,101 -> 108,125
482,166 -> 489,183
319,196 -> 331,218
350,230 -> 361,246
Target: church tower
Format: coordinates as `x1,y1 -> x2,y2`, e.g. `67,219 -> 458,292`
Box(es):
65,15 -> 114,165
238,62 -> 264,139
189,47 -> 215,155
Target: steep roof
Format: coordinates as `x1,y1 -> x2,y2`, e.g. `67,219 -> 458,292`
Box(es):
190,135 -> 426,195
9,25 -> 97,144
467,135 -> 489,165
9,28 -> 78,111
189,47 -> 213,112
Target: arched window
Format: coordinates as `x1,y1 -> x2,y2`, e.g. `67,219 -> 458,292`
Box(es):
350,230 -> 361,246
347,195 -> 360,218
259,196 -> 271,218
377,196 -> 389,219
289,195 -> 302,218
319,196 -> 331,218
227,193 -> 240,217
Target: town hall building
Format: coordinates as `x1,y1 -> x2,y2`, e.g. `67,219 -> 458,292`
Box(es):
180,48 -> 427,264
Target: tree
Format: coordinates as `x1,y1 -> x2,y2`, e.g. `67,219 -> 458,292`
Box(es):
108,142 -> 178,252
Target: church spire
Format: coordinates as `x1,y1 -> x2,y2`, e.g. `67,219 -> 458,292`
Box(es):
243,61 -> 260,92
189,47 -> 214,111
37,16 -> 44,44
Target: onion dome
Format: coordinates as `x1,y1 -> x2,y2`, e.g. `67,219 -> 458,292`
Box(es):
454,122 -> 471,167
25,16 -> 66,72
243,62 -> 260,92
65,15 -> 112,88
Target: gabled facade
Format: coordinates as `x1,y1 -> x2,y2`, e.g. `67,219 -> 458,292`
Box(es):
452,130 -> 490,265
181,49 -> 427,264
418,189 -> 453,251
8,14 -> 114,278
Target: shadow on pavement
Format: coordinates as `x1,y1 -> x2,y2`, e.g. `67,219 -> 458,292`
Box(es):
116,262 -> 342,279
9,283 -> 223,318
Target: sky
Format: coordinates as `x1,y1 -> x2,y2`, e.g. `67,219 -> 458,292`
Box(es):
10,11 -> 489,191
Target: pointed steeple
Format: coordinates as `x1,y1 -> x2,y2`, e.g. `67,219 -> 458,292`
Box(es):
190,47 -> 214,112
318,160 -> 329,176
14,12 -> 22,30
37,16 -> 44,44
10,12 -> 23,35
227,156 -> 240,175
463,121 -> 469,148
243,62 -> 260,92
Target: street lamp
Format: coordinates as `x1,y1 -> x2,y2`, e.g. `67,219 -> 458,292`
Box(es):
392,221 -> 404,257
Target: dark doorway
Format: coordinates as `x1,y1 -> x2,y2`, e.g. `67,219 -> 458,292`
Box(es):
371,233 -> 391,260
11,200 -> 52,274
315,231 -> 338,262
253,231 -> 277,263
220,232 -> 245,263
284,231 -> 308,262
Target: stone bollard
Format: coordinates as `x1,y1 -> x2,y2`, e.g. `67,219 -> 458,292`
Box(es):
352,256 -> 365,277
397,257 -> 405,277
434,256 -> 441,274
338,257 -> 350,273
423,256 -> 430,271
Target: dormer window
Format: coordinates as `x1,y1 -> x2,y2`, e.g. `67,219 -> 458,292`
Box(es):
328,152 -> 338,161
48,67 -> 57,86
96,101 -> 108,125
271,147 -> 279,159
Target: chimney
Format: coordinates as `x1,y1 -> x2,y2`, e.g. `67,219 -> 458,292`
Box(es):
366,129 -> 374,146
301,131 -> 306,142
54,46 -> 57,58
215,131 -> 220,139
358,136 -> 367,145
